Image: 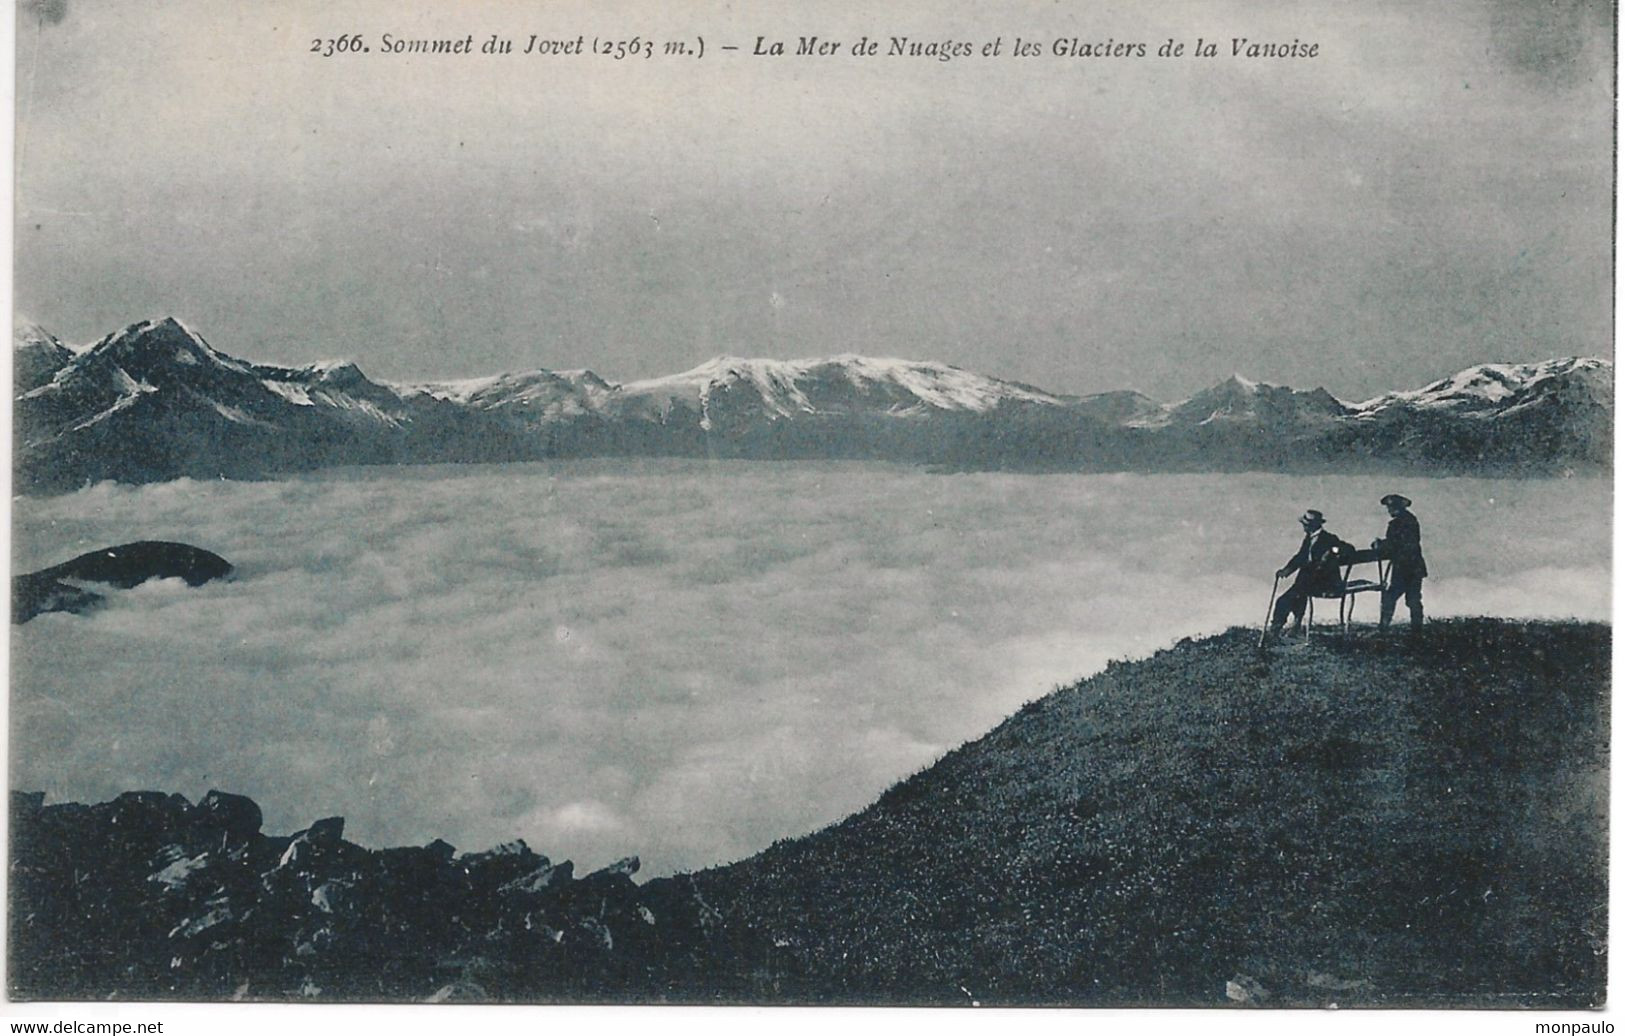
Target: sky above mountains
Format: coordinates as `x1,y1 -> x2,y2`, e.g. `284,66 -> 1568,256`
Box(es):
14,0 -> 1614,400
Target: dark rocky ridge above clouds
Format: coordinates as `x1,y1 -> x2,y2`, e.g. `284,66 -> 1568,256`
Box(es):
14,317 -> 1612,492
12,540 -> 233,623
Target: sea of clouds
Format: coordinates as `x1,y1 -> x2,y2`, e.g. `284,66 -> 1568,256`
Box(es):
10,461 -> 1609,874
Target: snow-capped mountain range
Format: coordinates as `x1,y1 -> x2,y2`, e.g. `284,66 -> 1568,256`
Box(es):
13,317 -> 1612,492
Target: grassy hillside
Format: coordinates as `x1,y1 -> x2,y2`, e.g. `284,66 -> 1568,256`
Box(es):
9,619 -> 1607,1006
683,619 -> 1609,1007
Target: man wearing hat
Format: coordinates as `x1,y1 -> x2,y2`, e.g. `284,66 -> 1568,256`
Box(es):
1269,509 -> 1353,636
1372,494 -> 1427,632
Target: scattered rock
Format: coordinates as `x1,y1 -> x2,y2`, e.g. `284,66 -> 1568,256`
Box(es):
1306,970 -> 1373,992
1226,974 -> 1269,1004
9,789 -> 677,1003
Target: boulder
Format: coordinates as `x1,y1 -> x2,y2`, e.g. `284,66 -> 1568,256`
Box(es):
499,861 -> 572,896
10,787 -> 697,1002
107,791 -> 192,835
374,843 -> 455,875
270,825 -> 365,885
460,840 -> 549,889
597,856 -> 640,878
304,816 -> 345,846
424,839 -> 457,863
576,855 -> 640,896
310,880 -> 353,916
1226,974 -> 1269,1004
284,816 -> 345,850
149,851 -> 214,893
193,790 -> 263,840
168,896 -> 238,941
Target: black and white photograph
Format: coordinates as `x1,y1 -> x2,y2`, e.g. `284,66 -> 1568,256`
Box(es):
5,0 -> 1614,1021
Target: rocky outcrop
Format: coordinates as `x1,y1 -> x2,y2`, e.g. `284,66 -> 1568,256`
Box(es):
13,541 -> 233,623
8,790 -> 717,1002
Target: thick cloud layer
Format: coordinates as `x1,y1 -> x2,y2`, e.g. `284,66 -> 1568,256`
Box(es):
11,464 -> 1608,873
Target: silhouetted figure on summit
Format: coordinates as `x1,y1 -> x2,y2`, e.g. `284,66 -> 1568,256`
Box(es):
1373,494 -> 1427,632
1268,509 -> 1353,638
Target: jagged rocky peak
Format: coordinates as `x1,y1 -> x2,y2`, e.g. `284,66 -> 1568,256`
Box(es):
14,316 -> 68,352
298,358 -> 369,387
87,316 -> 245,377
413,367 -> 609,409
557,369 -> 615,393
13,317 -> 76,392
1152,372 -> 1349,428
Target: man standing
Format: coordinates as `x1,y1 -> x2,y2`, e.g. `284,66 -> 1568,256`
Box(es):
1269,509 -> 1352,637
1373,493 -> 1427,632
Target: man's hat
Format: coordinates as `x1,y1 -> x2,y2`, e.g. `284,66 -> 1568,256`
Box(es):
1380,494 -> 1412,508
1299,509 -> 1325,528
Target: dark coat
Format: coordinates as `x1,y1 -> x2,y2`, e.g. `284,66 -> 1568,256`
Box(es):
1281,530 -> 1353,594
1376,511 -> 1428,579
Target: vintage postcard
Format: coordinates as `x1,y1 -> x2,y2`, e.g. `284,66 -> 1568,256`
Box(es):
7,0 -> 1612,1019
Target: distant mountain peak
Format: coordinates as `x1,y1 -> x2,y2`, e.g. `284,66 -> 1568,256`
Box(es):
556,369 -> 614,392
12,317 -> 1612,492
12,320 -> 76,394
620,352 -> 1068,430
14,317 -> 64,347
102,316 -> 200,349
295,358 -> 371,388
1351,356 -> 1611,415
306,358 -> 360,373
88,316 -> 246,373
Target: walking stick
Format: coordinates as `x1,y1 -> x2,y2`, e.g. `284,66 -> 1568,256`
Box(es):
1257,573 -> 1281,649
